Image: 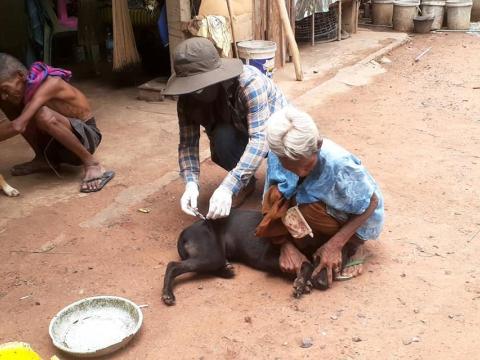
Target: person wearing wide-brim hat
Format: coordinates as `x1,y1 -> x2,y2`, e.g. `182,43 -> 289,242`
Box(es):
164,37 -> 288,219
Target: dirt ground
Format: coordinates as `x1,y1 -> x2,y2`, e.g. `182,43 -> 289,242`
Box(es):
1,32 -> 480,359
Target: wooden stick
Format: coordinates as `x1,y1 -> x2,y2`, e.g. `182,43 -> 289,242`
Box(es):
275,0 -> 304,81
226,0 -> 239,58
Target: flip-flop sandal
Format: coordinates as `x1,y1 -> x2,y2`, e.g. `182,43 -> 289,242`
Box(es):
334,258 -> 365,281
80,171 -> 115,193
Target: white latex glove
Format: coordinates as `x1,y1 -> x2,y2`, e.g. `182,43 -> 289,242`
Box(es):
180,181 -> 199,216
207,185 -> 233,219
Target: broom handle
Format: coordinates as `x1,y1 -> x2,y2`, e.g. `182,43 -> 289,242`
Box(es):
226,0 -> 239,58
275,0 -> 303,81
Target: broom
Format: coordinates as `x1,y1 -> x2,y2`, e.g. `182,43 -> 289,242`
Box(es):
112,0 -> 141,72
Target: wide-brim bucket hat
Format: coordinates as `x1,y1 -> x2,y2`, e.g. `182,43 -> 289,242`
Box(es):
163,37 -> 244,96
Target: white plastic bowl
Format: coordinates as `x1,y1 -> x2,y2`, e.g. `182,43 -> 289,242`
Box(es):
49,296 -> 143,358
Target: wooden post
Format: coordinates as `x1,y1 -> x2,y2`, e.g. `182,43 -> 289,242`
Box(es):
311,0 -> 315,46
337,0 -> 342,41
254,0 -> 267,40
281,18 -> 286,66
288,0 -> 296,62
355,0 -> 360,33
275,0 -> 303,80
165,0 -> 191,72
226,0 -> 239,57
289,0 -> 296,33
267,0 -> 284,67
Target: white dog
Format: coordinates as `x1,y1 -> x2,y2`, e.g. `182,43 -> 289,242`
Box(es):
0,174 -> 19,197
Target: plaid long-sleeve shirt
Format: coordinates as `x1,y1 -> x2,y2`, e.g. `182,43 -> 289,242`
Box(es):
178,65 -> 287,194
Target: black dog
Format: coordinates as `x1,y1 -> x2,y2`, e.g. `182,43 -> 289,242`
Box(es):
162,209 -> 330,305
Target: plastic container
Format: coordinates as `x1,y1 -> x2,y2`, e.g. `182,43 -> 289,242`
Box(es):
373,0 -> 395,25
237,40 -> 277,78
446,0 -> 473,29
421,0 -> 446,30
393,0 -> 421,32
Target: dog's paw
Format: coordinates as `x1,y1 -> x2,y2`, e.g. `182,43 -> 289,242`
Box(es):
3,185 -> 20,197
293,277 -> 308,298
217,262 -> 236,278
162,293 -> 176,306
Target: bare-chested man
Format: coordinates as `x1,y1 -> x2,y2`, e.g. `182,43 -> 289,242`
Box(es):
0,53 -> 114,192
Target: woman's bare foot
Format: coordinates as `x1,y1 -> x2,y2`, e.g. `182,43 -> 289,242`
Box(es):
11,157 -> 57,176
280,241 -> 308,274
335,246 -> 367,280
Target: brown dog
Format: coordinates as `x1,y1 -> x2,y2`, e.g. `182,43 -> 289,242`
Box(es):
0,174 -> 19,197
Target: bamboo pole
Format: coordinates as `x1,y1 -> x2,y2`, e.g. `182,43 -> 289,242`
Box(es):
275,0 -> 303,80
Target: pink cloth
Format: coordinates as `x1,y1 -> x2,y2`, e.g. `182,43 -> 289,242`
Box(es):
57,0 -> 78,29
23,62 -> 72,104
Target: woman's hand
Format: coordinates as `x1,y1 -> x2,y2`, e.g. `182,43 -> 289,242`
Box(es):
280,241 -> 308,274
313,241 -> 344,287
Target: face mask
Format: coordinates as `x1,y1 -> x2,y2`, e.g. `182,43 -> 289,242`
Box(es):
192,84 -> 219,103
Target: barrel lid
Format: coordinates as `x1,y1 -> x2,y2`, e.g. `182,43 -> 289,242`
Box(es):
445,0 -> 472,5
237,40 -> 277,52
421,1 -> 446,5
393,0 -> 420,5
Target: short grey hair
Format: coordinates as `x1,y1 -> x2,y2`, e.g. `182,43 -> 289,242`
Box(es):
0,53 -> 27,83
266,106 -> 321,160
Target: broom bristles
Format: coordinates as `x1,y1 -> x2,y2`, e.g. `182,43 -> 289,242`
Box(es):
112,0 -> 141,71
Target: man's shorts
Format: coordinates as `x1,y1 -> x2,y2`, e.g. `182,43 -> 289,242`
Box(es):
44,117 -> 102,166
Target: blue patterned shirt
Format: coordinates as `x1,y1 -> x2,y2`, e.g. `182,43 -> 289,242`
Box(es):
178,65 -> 287,194
265,139 -> 385,240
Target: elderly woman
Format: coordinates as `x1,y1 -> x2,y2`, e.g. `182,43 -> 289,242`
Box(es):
256,106 -> 384,288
